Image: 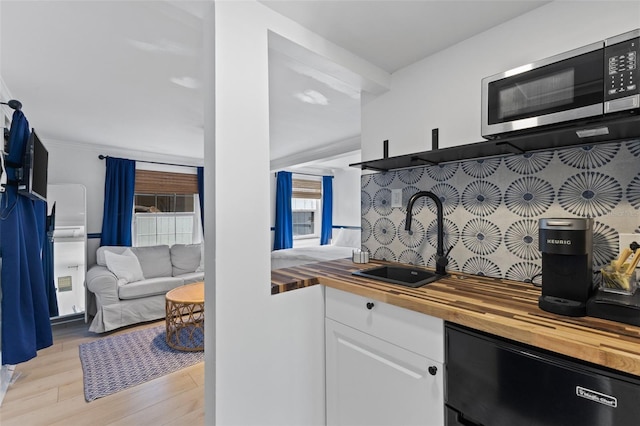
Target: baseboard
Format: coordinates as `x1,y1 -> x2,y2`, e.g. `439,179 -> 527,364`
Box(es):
51,312 -> 85,326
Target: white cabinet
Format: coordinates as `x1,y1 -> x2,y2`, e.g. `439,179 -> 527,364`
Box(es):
325,287 -> 444,426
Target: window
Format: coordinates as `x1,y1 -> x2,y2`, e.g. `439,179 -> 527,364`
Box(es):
292,178 -> 322,240
133,169 -> 202,247
292,198 -> 318,237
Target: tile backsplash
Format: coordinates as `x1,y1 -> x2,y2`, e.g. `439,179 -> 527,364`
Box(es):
361,139 -> 640,285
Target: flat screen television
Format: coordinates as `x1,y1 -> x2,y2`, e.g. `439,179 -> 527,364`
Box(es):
18,129 -> 48,201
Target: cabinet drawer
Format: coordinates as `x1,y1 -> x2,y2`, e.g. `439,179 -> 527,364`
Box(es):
325,287 -> 443,362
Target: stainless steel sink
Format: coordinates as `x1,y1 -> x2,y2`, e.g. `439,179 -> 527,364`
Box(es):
352,265 -> 445,288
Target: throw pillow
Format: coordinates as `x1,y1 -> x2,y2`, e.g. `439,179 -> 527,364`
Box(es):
104,248 -> 145,285
333,228 -> 361,248
196,242 -> 205,272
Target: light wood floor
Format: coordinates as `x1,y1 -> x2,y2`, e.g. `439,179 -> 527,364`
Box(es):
0,319 -> 205,426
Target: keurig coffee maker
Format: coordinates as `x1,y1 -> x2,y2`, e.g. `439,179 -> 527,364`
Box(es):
538,218 -> 593,316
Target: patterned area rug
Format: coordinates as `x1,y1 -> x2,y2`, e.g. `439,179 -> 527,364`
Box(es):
79,325 -> 204,402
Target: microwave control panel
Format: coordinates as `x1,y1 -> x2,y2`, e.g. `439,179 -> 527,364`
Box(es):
605,36 -> 638,101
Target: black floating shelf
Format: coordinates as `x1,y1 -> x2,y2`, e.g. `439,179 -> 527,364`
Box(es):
350,113 -> 640,172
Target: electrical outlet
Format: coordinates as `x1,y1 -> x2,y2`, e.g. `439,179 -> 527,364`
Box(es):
619,233 -> 640,256
391,189 -> 402,208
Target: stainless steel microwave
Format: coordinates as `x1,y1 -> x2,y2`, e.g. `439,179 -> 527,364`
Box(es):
482,29 -> 639,139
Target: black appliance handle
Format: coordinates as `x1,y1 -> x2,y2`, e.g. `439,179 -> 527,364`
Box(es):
545,220 -> 574,227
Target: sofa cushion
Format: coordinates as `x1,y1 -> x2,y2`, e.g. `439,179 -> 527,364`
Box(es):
171,244 -> 201,276
118,277 -> 184,300
176,271 -> 205,285
104,248 -> 145,285
131,245 -> 173,279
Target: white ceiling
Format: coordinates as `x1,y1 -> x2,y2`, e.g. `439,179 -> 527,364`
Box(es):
1,0 -> 550,170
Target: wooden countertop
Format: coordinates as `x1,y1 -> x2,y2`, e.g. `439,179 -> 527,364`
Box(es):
272,259 -> 640,377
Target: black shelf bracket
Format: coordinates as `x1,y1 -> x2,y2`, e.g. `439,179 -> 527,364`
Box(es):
495,140 -> 526,154
362,164 -> 389,172
411,156 -> 438,166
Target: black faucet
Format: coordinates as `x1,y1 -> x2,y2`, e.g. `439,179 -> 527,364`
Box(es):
405,191 -> 450,276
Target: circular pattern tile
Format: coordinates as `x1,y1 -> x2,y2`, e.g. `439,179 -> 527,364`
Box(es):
504,176 -> 554,217
428,183 -> 459,216
626,174 -> 640,210
461,158 -> 501,178
373,188 -> 393,216
426,218 -> 460,251
504,152 -> 553,175
592,221 -> 618,270
398,249 -> 424,266
402,186 -> 424,214
398,218 -> 426,248
372,171 -> 396,187
461,218 -> 501,255
373,217 -> 396,245
426,163 -> 458,181
505,262 -> 542,285
558,144 -> 620,169
361,190 -> 372,215
397,168 -> 424,185
373,246 -> 396,262
504,219 -> 540,260
462,257 -> 501,278
558,172 -> 621,217
626,140 -> 640,157
361,218 -> 372,243
461,180 -> 501,217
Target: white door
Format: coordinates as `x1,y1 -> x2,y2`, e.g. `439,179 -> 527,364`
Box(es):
326,318 -> 444,426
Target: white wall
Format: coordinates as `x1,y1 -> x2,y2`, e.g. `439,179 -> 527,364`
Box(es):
333,167 -> 361,228
362,1 -> 640,160
211,2 -> 387,424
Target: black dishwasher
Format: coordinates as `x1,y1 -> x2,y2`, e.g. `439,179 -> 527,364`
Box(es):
445,323 -> 640,426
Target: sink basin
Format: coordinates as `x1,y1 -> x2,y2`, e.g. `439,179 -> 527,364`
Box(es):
352,265 -> 445,288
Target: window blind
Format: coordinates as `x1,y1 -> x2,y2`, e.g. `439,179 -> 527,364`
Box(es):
292,178 -> 322,199
135,170 -> 198,195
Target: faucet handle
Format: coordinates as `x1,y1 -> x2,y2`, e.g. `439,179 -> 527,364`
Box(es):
436,254 -> 449,268
436,246 -> 453,269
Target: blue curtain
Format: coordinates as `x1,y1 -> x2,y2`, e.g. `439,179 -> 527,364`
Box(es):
197,166 -> 204,231
33,199 -> 58,317
100,157 -> 136,246
273,171 -> 293,250
0,110 -> 53,365
320,176 -> 333,245
43,202 -> 58,317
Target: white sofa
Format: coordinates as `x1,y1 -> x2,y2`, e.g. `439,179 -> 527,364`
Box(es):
86,244 -> 204,333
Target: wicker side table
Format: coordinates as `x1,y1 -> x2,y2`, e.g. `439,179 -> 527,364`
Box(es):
165,281 -> 204,351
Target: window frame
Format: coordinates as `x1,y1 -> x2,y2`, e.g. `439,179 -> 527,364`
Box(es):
291,176 -> 323,241
132,166 -> 202,247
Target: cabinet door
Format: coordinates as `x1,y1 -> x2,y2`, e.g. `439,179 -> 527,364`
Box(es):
326,318 -> 444,426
